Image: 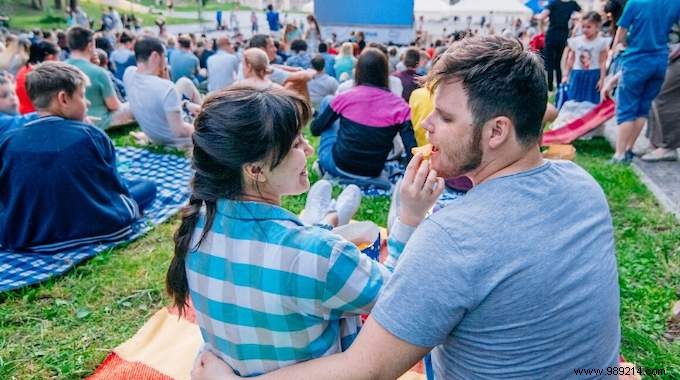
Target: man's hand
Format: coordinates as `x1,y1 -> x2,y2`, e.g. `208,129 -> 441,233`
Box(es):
399,153 -> 445,227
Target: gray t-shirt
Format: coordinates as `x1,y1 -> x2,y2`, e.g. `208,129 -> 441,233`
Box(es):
207,51 -> 240,92
307,73 -> 338,108
372,160 -> 620,379
123,67 -> 191,147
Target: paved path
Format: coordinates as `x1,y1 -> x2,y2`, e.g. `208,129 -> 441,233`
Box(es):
604,121 -> 680,220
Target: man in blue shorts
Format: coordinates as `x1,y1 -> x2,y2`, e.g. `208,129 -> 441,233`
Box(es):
611,0 -> 680,163
193,36 -> 621,379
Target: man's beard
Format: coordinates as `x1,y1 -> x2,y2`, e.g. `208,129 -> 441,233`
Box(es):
443,126 -> 483,178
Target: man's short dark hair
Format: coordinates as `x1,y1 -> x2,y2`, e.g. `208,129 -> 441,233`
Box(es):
249,34 -> 270,49
404,48 -> 420,69
311,55 -> 325,71
427,36 -> 547,147
178,35 -> 192,49
290,39 -> 307,53
66,26 -> 93,51
318,42 -> 327,53
119,31 -> 135,45
26,61 -> 88,109
134,36 -> 165,62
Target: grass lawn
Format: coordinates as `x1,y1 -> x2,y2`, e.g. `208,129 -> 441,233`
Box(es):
0,128 -> 677,378
5,1 -> 197,31
172,1 -> 253,13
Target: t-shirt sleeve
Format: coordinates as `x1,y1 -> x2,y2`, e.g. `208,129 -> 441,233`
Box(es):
371,219 -> 476,348
163,84 -> 182,113
269,67 -> 289,85
567,37 -> 576,51
97,68 -> 116,100
617,1 -> 636,28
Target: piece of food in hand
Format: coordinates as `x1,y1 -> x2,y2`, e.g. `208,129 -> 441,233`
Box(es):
356,242 -> 372,251
411,144 -> 433,160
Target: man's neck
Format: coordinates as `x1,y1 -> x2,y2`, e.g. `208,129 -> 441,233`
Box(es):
470,146 -> 545,185
69,50 -> 91,61
135,64 -> 159,77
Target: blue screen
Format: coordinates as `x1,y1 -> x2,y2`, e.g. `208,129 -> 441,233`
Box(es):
315,0 -> 414,27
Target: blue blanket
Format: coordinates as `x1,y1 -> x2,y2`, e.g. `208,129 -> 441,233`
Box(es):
0,147 -> 191,293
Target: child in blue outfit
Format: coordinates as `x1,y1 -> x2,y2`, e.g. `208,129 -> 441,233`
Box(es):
611,0 -> 680,163
0,61 -> 157,253
0,75 -> 38,135
563,12 -> 609,104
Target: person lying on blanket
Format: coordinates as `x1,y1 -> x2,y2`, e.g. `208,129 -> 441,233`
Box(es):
165,86 -> 444,377
0,61 -> 157,253
192,36 -> 621,380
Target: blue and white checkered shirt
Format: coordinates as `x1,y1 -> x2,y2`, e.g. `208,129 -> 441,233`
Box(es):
186,199 -> 414,376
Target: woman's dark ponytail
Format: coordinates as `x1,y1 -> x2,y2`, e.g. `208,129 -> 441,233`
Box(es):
166,197 -> 202,316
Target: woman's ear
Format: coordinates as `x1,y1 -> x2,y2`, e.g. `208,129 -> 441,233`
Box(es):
243,163 -> 267,183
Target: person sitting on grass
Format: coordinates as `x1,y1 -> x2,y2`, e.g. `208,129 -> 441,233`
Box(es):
311,48 -> 416,186
166,86 -> 443,377
192,35 -> 620,380
234,48 -> 283,91
307,55 -> 338,109
0,75 -> 39,135
65,26 -> 134,130
0,61 -> 157,253
123,36 -> 201,148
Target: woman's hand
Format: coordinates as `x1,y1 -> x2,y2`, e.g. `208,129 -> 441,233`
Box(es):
398,154 -> 445,227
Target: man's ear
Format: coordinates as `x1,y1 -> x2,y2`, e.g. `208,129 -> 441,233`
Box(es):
56,90 -> 69,106
243,163 -> 267,183
487,116 -> 513,150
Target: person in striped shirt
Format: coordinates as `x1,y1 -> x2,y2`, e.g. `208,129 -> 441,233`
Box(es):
165,86 -> 443,377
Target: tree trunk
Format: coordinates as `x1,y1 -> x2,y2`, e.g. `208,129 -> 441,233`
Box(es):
69,0 -> 78,11
54,0 -> 62,10
31,0 -> 43,10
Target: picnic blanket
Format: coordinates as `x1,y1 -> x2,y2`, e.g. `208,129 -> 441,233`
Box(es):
542,98 -> 616,145
89,303 -> 427,380
322,160 -> 406,196
0,147 -> 192,293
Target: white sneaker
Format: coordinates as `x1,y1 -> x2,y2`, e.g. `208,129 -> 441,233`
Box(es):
641,149 -> 678,162
335,185 -> 362,226
300,180 -> 333,225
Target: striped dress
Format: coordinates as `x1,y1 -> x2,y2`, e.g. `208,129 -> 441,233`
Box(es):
186,199 -> 413,376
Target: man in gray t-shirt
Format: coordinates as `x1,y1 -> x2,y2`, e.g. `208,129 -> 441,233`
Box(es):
193,36 -> 620,380
123,37 -> 197,148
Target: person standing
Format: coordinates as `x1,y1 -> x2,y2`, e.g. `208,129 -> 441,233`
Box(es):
537,0 -> 582,91
641,45 -> 680,162
305,15 -> 321,55
266,4 -> 281,39
251,11 -> 259,34
611,0 -> 680,163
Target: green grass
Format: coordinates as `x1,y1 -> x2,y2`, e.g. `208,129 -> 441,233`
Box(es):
172,1 -> 252,13
0,130 -> 678,378
5,0 -> 197,31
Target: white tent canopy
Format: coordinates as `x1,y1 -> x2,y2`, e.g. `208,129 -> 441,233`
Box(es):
414,0 -> 455,16
450,0 -> 532,16
302,1 -> 313,13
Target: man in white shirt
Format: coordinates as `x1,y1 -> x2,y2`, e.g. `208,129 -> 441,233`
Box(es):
206,37 -> 239,93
